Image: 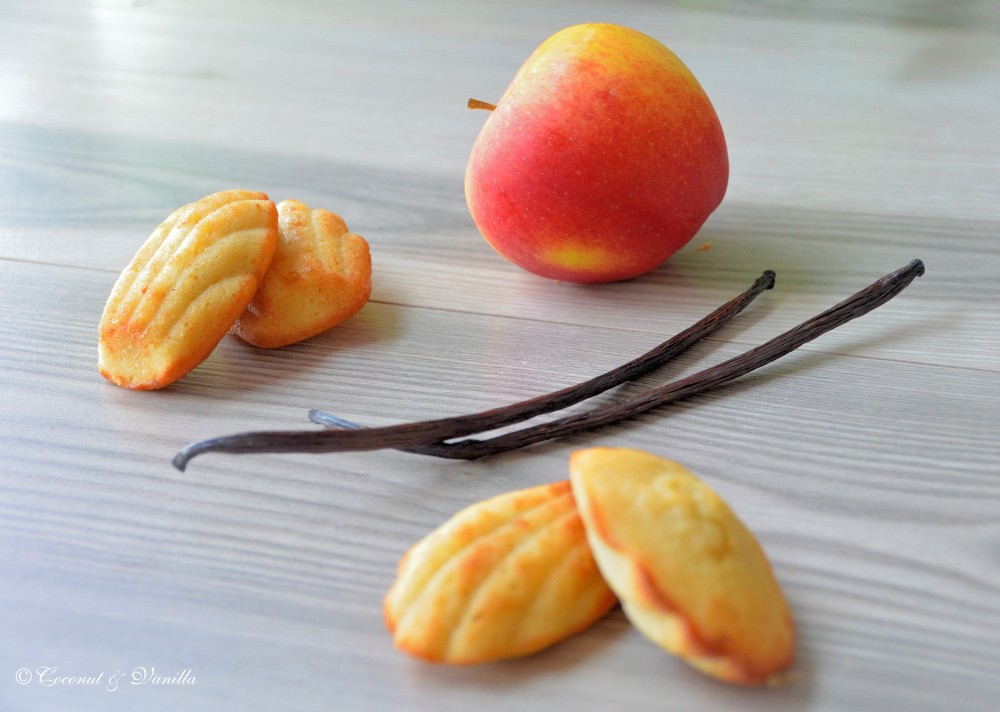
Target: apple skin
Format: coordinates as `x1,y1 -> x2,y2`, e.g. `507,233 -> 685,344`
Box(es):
465,23 -> 728,283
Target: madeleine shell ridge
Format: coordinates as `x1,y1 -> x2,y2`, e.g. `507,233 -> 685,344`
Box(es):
98,189 -> 278,389
384,481 -> 617,664
231,198 -> 372,348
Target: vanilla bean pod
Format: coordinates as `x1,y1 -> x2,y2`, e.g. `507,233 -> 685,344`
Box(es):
379,259 -> 926,459
309,269 -> 777,450
173,261 -> 922,470
172,271 -> 775,470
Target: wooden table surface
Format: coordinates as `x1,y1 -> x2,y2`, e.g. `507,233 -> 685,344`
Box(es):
2,1 -> 998,710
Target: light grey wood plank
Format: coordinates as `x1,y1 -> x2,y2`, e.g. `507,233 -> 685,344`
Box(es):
2,256 -> 998,710
2,118 -> 994,374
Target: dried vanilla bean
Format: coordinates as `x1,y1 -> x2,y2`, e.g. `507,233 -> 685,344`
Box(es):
373,259 -> 926,459
173,272 -> 772,469
173,270 -> 772,470
172,261 -> 923,470
308,270 -> 775,445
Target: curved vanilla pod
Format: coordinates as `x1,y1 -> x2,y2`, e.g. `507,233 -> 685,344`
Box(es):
173,261 -> 923,469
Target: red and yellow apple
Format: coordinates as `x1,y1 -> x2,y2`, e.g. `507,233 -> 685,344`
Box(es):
465,23 -> 728,283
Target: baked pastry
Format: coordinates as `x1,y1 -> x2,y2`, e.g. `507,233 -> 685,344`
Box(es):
231,199 -> 371,348
98,190 -> 278,389
384,480 -> 617,664
569,447 -> 795,685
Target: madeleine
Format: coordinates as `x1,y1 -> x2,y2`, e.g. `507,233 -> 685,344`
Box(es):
384,481 -> 617,664
569,447 -> 795,685
99,190 -> 278,390
231,199 -> 371,348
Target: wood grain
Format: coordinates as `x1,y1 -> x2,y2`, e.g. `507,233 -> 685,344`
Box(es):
1,1 -> 998,711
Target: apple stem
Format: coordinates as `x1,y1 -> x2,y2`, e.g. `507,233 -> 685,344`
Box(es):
467,98 -> 497,111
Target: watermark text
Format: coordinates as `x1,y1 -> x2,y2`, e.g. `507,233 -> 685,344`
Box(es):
15,666 -> 197,692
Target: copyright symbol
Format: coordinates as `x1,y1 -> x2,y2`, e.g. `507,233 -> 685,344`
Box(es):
15,668 -> 32,684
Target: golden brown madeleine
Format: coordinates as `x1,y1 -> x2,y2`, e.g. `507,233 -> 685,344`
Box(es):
569,448 -> 795,685
384,481 -> 617,664
98,190 -> 278,390
231,199 -> 372,348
